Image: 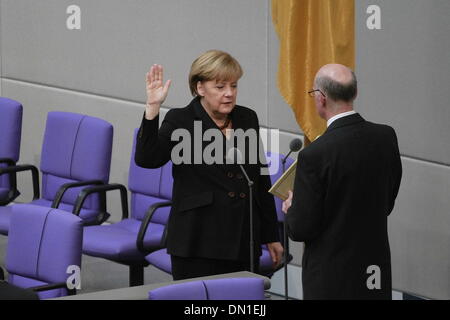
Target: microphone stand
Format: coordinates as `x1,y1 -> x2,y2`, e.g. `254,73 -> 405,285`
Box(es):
238,164 -> 255,273
281,153 -> 291,300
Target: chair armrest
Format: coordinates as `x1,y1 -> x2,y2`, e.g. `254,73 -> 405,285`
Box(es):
136,201 -> 172,254
0,266 -> 5,281
73,183 -> 129,222
51,180 -> 104,208
160,223 -> 169,251
0,164 -> 40,201
0,158 -> 16,166
0,158 -> 19,205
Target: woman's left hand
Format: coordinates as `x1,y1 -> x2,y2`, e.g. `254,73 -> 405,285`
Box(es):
267,242 -> 284,268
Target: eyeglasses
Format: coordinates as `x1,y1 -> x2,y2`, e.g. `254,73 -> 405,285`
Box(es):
308,89 -> 326,97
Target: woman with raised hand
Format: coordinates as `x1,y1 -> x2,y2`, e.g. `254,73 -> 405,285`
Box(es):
135,50 -> 282,280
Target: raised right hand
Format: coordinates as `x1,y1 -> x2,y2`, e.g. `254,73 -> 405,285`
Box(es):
145,64 -> 172,120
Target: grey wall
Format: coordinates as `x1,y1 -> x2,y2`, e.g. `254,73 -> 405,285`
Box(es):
356,0 -> 450,299
2,0 -> 449,299
2,0 -> 268,112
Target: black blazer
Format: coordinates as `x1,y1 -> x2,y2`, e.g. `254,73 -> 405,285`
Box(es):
135,97 -> 279,261
286,113 -> 402,300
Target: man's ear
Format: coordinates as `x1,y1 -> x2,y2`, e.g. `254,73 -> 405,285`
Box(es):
197,81 -> 204,97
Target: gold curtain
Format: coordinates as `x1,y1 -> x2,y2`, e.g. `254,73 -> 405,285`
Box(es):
272,0 -> 355,142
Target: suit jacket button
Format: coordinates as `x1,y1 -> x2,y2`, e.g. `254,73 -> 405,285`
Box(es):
239,192 -> 246,198
228,191 -> 236,198
227,172 -> 234,178
236,173 -> 243,179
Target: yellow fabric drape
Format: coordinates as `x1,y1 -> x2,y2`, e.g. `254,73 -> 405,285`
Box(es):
272,0 -> 355,141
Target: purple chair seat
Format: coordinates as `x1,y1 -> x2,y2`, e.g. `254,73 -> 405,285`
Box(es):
8,274 -> 65,300
0,201 -> 109,234
145,248 -> 171,273
0,187 -> 106,237
83,218 -> 165,262
148,277 -> 266,300
31,198 -> 99,224
6,204 -> 83,299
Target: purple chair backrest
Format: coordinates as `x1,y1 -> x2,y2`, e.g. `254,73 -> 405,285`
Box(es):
128,128 -> 173,223
6,204 -> 83,299
39,112 -> 113,209
148,277 -> 265,300
267,151 -> 294,223
0,98 -> 23,192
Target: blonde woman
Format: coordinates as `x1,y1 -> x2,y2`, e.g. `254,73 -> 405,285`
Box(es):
136,50 -> 283,280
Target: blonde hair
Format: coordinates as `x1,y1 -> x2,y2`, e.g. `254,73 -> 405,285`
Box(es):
189,50 -> 243,96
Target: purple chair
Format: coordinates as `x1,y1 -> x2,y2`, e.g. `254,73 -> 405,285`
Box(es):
144,248 -> 171,275
82,129 -> 173,286
148,277 -> 266,300
145,152 -> 294,278
0,97 -> 23,205
259,151 -> 294,277
5,204 -> 83,299
0,111 -> 113,235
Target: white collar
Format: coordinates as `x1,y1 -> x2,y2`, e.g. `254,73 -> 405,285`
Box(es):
327,110 -> 357,127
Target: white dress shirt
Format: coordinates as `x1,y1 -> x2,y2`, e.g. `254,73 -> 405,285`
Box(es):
327,110 -> 357,128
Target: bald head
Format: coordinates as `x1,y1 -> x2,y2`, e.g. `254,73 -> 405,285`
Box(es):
315,64 -> 357,103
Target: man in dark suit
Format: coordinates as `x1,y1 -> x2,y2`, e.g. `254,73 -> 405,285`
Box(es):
282,64 -> 402,299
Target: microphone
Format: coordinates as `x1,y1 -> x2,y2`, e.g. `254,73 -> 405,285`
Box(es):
281,138 -> 302,300
290,138 -> 303,151
226,147 -> 243,165
226,147 -> 255,273
282,138 -> 303,167
226,148 -> 251,182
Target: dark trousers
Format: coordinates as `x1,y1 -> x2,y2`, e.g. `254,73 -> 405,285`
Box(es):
171,255 -> 260,281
